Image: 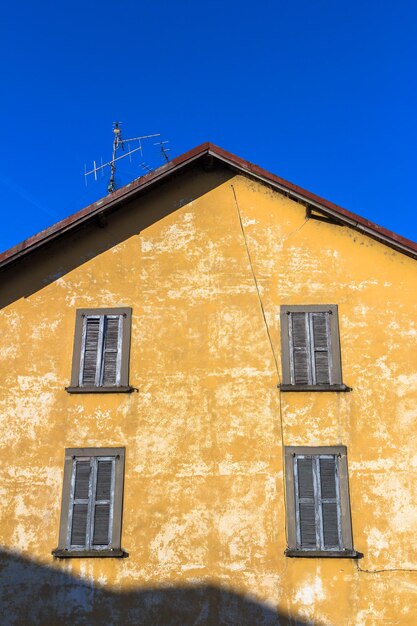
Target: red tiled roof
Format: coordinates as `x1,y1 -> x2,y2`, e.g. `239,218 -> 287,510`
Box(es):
1,142 -> 417,268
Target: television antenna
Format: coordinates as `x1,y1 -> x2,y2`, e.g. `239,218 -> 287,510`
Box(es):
85,122 -> 160,193
154,140 -> 170,163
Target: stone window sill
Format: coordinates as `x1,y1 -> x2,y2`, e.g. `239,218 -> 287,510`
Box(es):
65,386 -> 135,394
285,549 -> 362,558
52,548 -> 128,558
279,384 -> 351,392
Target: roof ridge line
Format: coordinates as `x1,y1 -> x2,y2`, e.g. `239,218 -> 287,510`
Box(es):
1,143 -> 417,268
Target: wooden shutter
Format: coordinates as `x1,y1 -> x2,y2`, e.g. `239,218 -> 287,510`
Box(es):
319,457 -> 340,549
285,446 -> 352,554
101,317 -> 121,386
81,318 -> 101,385
92,460 -> 113,546
282,306 -> 341,387
294,454 -> 341,550
70,460 -> 91,547
311,313 -> 331,384
296,457 -> 317,548
69,457 -> 114,549
55,448 -> 126,556
290,313 -> 310,384
80,315 -> 122,387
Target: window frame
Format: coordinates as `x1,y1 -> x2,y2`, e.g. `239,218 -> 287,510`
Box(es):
52,447 -> 126,558
66,307 -> 133,394
284,445 -> 359,558
280,304 -> 350,391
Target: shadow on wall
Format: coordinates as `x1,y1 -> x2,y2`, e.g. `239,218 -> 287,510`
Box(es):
0,549 -> 313,626
0,166 -> 235,309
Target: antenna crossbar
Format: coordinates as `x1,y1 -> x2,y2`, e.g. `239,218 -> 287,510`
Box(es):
85,145 -> 144,176
120,133 -> 160,144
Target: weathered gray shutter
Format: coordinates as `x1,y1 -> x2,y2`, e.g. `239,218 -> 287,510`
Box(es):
92,460 -> 113,545
311,313 -> 330,384
288,310 -> 333,385
101,317 -> 120,386
296,457 -> 317,548
70,460 -> 91,547
291,313 -> 310,384
319,457 -> 340,548
288,448 -> 347,553
82,318 -> 100,385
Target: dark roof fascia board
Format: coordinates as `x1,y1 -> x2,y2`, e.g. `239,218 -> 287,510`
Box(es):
1,142 -> 417,269
0,145 -> 211,270
206,145 -> 417,260
0,146 -> 210,271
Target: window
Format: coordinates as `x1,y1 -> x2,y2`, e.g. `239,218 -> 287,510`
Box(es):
280,305 -> 349,391
66,307 -> 132,393
53,448 -> 126,557
284,446 -> 358,557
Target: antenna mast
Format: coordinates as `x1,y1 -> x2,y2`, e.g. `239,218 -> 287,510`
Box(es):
108,122 -> 121,193
85,122 -> 161,193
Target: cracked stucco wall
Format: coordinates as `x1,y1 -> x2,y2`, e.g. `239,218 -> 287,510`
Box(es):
1,169 -> 417,624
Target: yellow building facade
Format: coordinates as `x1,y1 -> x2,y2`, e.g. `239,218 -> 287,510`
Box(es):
1,144 -> 417,624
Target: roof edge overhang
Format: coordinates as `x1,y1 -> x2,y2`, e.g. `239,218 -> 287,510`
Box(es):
1,141 -> 417,270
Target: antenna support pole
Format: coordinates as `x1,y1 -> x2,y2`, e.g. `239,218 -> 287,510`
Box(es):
108,122 -> 121,193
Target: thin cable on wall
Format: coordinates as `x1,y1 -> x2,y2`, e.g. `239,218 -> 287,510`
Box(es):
231,184 -> 281,384
355,562 -> 417,575
231,183 -> 288,543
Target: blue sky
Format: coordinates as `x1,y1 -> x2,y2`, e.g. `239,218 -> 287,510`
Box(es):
1,1 -> 417,253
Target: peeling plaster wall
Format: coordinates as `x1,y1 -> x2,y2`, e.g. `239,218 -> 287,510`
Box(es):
1,170 -> 417,624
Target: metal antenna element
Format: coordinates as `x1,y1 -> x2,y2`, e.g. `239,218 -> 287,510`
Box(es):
154,140 -> 171,163
85,122 -> 160,193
